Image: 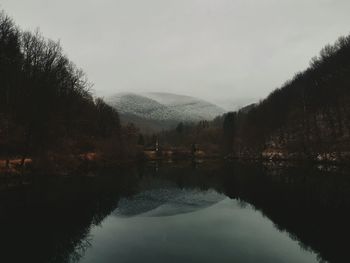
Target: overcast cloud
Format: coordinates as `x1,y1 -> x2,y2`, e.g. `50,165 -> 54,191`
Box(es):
1,0 -> 350,109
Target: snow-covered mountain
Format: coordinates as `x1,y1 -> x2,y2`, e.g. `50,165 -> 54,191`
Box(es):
105,92 -> 225,131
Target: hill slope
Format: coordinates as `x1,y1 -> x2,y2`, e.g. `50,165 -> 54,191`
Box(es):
106,92 -> 225,131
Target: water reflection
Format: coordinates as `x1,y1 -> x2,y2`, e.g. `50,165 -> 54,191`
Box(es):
0,162 -> 349,263
115,187 -> 225,217
82,198 -> 318,263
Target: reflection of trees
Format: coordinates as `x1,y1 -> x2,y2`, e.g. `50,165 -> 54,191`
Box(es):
0,169 -> 139,263
139,161 -> 350,263
221,162 -> 350,263
1,162 -> 349,263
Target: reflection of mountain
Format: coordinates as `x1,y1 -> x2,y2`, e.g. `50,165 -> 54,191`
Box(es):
114,188 -> 226,217
2,163 -> 350,263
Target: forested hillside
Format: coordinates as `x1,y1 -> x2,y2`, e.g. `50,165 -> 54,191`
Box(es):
0,12 -> 137,173
2,9 -> 349,170
156,34 -> 350,163
106,92 -> 225,132
232,33 -> 350,161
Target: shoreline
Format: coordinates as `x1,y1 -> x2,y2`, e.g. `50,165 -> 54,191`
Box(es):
1,154 -> 349,178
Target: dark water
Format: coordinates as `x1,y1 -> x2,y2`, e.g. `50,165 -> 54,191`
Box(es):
0,161 -> 349,263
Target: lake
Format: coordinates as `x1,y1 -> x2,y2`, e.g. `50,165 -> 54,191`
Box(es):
0,161 -> 349,263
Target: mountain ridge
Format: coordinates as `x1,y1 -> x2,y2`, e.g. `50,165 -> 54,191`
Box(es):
105,92 -> 226,132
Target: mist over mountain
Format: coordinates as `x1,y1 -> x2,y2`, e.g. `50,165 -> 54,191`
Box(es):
106,92 -> 225,132
212,97 -> 258,111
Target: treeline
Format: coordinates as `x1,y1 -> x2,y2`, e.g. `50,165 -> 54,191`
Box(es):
0,11 -> 139,173
156,34 -> 350,162
231,33 -> 350,161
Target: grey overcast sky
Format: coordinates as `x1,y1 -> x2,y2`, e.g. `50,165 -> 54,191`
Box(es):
1,0 -> 350,108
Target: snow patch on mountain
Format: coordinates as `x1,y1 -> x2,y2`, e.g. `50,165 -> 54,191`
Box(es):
106,92 -> 225,123
144,92 -> 225,121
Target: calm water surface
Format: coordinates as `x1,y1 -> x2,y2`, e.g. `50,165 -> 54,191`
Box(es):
81,191 -> 317,263
0,162 -> 349,263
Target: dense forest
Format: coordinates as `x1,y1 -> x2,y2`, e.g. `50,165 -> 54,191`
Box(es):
155,34 -> 350,163
233,34 -> 350,162
1,9 -> 350,174
0,12 -> 140,174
